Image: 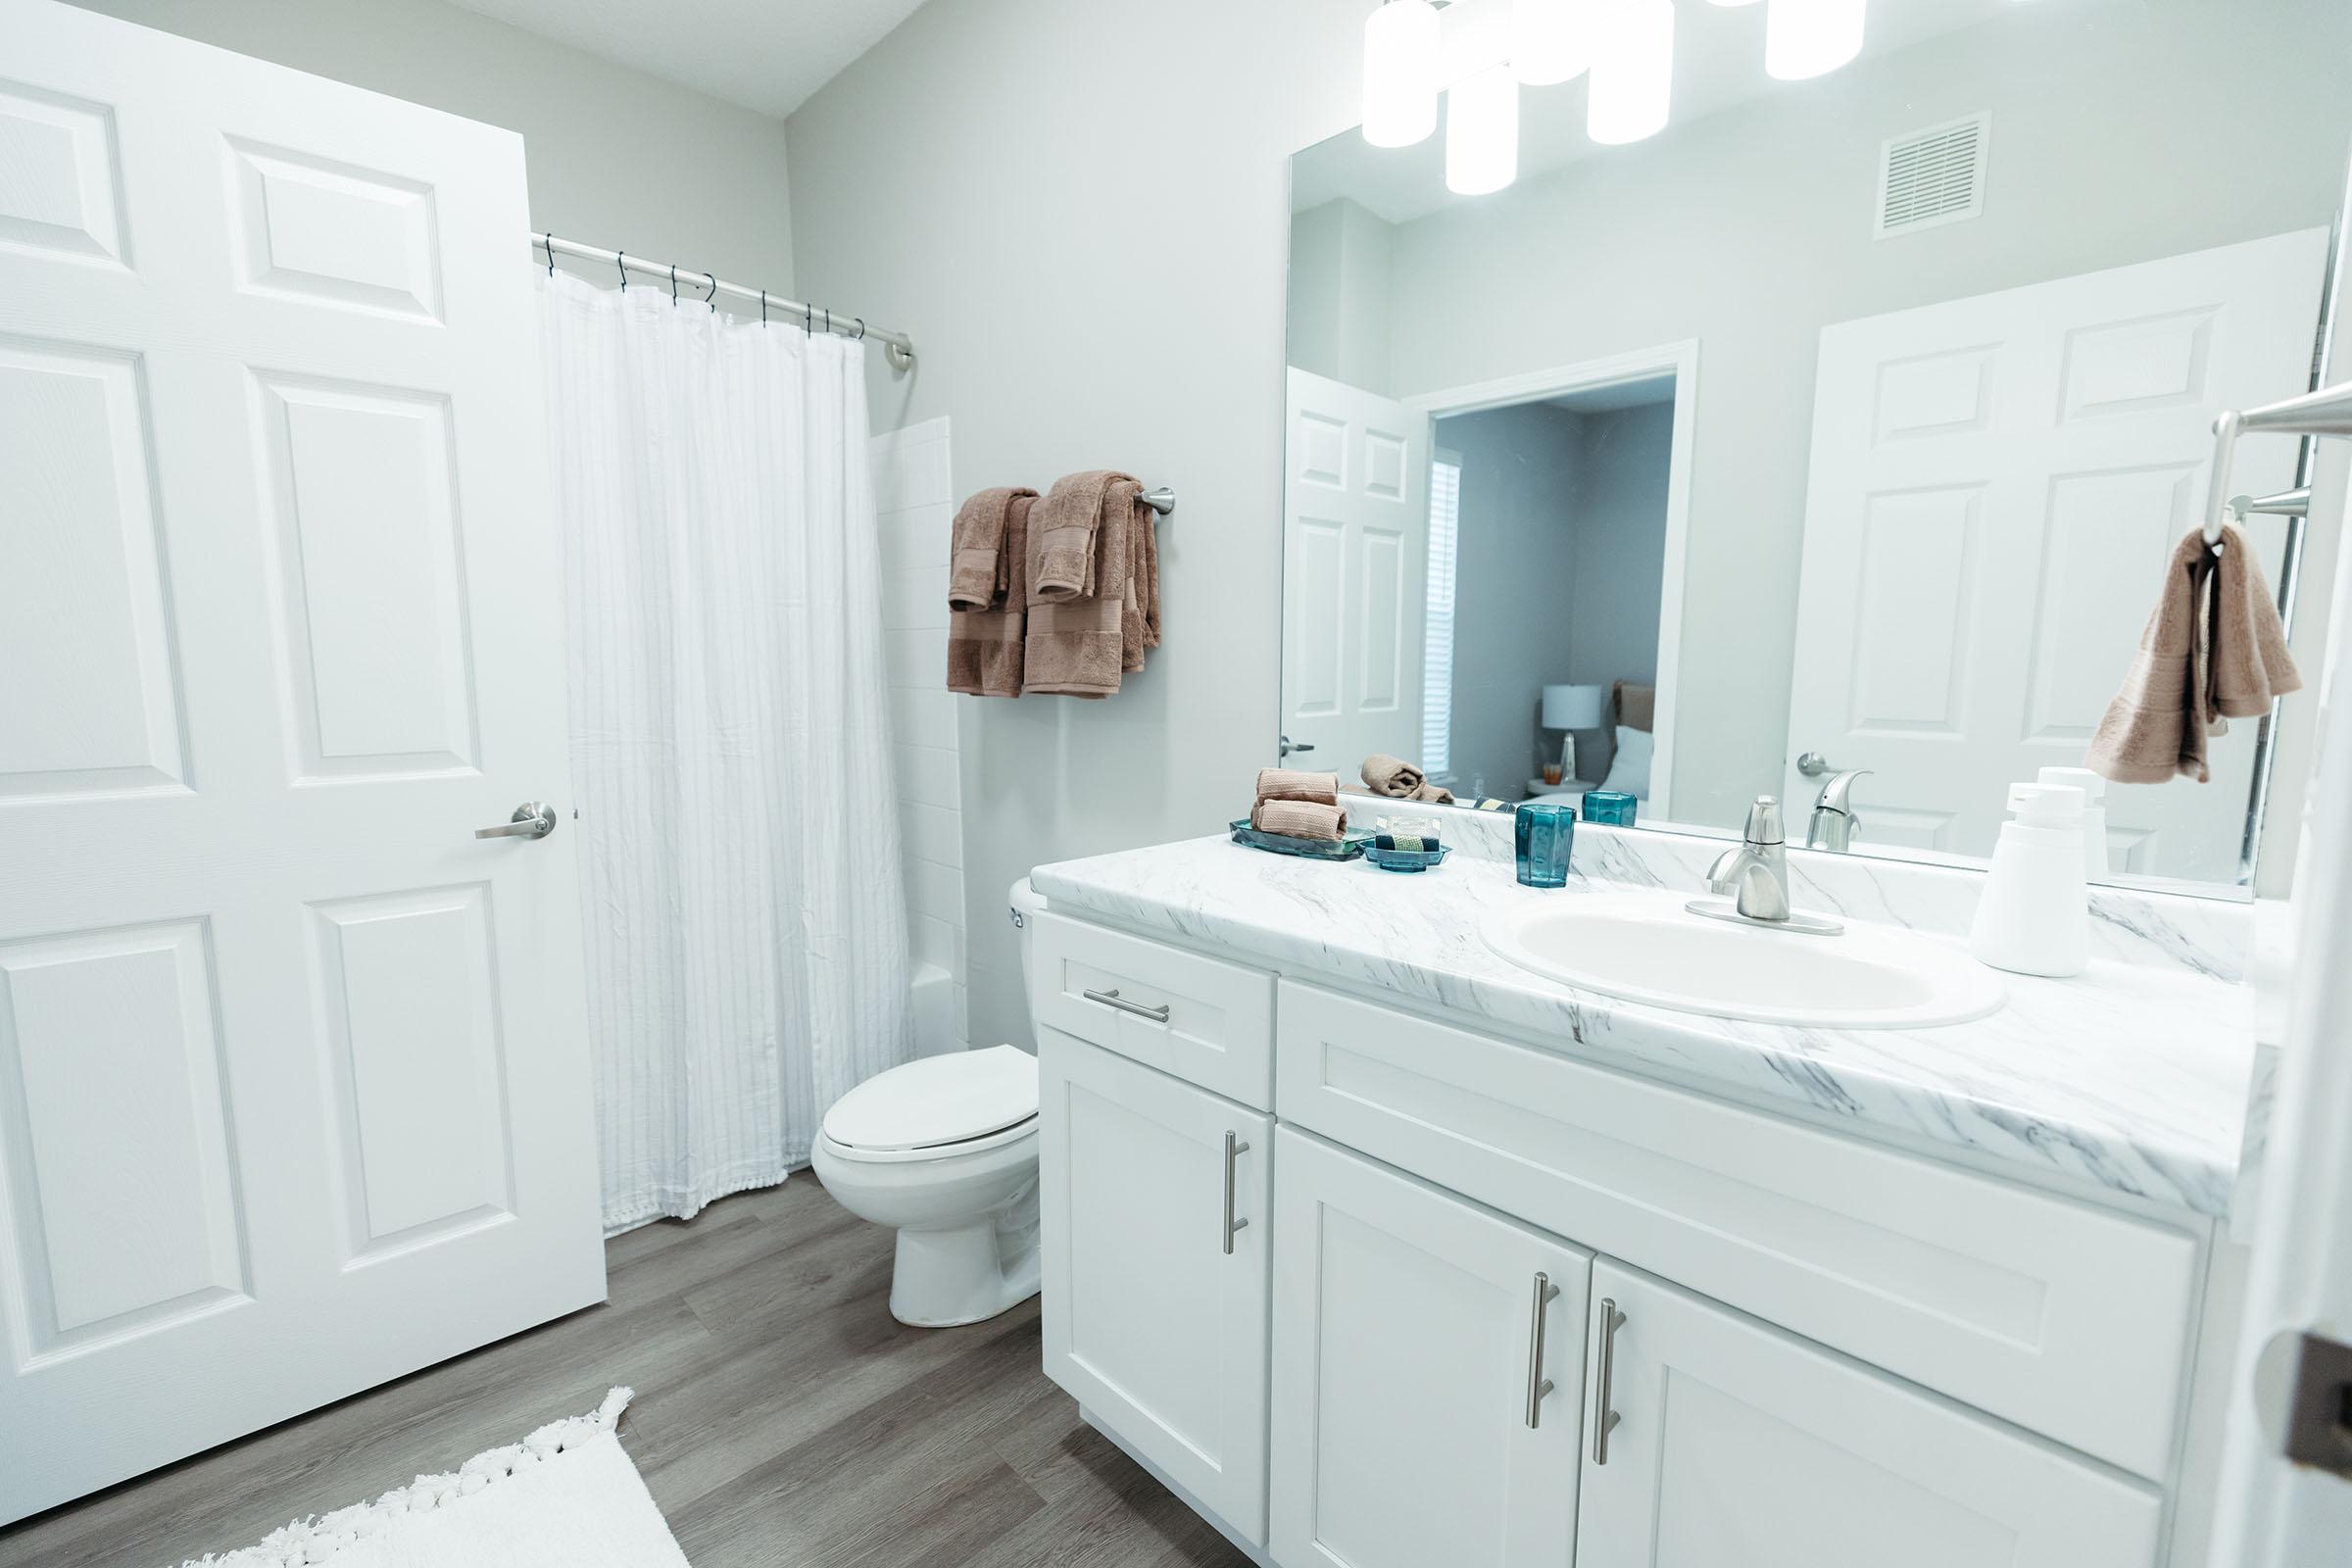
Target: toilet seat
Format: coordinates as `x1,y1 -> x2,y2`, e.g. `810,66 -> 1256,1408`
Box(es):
821,1045 -> 1038,1162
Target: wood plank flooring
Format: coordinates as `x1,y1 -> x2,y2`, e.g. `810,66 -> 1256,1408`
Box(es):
1,1178 -> 1251,1568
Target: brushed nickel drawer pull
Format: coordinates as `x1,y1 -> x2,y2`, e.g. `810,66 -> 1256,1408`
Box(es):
1525,1271 -> 1561,1429
1222,1131 -> 1250,1254
1593,1298 -> 1626,1464
1083,987 -> 1171,1024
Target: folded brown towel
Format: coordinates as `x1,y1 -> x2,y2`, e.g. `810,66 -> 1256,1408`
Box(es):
1360,754 -> 1456,804
949,493 -> 1036,698
2209,521 -> 2302,718
1123,502 -> 1161,674
1030,469 -> 1138,603
1256,767 -> 1340,805
947,486 -> 1036,611
1027,476 -> 1149,698
1251,798 -> 1348,841
2086,523 -> 2301,785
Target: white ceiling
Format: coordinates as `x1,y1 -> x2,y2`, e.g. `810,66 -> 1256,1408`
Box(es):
1294,0 -> 2015,223
446,0 -> 928,118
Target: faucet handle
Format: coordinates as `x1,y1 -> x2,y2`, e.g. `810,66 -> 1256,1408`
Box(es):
1814,769 -> 1871,813
1743,796 -> 1785,847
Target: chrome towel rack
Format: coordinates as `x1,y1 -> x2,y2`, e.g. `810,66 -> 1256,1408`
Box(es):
2204,381 -> 2352,543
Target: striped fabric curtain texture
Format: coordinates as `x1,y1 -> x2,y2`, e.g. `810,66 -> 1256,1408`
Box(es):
539,272 -> 913,1232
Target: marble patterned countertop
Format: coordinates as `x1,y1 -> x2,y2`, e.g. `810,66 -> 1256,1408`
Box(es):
1030,832 -> 2257,1219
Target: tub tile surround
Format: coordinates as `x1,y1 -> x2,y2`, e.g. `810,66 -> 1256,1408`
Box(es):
873,416 -> 968,1052
1030,825 -> 2258,1218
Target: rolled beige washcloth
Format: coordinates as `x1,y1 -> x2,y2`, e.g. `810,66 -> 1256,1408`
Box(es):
1250,798 -> 1348,841
1255,767 -> 1340,805
1361,754 -> 1455,804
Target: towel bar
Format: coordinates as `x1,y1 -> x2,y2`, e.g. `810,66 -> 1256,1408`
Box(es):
1140,486 -> 1176,516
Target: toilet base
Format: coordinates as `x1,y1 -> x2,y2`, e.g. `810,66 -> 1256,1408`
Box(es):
887,1182 -> 1042,1327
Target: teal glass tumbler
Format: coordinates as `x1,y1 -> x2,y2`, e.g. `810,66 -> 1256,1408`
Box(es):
1515,802 -> 1576,889
1582,789 -> 1639,826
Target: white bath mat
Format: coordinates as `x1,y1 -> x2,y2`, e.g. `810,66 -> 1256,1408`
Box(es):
174,1388 -> 690,1567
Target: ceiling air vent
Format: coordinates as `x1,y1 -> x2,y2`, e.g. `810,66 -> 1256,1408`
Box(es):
1875,113 -> 1988,240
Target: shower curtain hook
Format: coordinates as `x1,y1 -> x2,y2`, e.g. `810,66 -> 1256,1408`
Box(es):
821,307 -> 831,337
669,265 -> 679,306
703,272 -> 718,313
543,232 -> 555,277
854,318 -> 866,341
804,299 -> 813,335
614,249 -> 627,290
760,289 -> 768,326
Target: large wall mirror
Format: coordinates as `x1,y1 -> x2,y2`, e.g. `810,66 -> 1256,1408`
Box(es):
1281,0 -> 2350,895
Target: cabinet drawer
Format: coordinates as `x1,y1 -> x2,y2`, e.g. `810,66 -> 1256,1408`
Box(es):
1033,913 -> 1276,1108
1276,980 -> 2198,1481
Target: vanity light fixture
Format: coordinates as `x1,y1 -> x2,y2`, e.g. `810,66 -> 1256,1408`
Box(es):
1765,0 -> 1867,80
1589,0 -> 1676,145
1447,64 -> 1521,194
1363,0 -> 1442,148
1511,0 -> 1593,86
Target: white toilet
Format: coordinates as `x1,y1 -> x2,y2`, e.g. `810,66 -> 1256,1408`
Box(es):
810,878 -> 1049,1326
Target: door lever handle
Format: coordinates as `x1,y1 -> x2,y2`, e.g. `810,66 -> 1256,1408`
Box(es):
475,802 -> 558,840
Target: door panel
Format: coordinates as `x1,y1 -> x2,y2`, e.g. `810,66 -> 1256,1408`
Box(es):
1786,230 -> 2327,879
1283,368 -> 1430,772
0,0 -> 600,1520
1270,1129 -> 1589,1568
1576,1262 -> 2162,1568
1039,1030 -> 1271,1545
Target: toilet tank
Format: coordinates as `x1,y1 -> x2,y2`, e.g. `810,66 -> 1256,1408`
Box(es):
1007,877 -> 1049,1043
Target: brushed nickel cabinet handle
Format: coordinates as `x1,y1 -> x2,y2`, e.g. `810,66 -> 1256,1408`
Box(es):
1592,1298 -> 1626,1464
1222,1131 -> 1250,1254
1525,1271 -> 1561,1429
1082,987 -> 1171,1024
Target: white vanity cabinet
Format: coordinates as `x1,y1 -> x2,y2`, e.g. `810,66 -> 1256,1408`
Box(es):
1269,1129 -> 1590,1568
1576,1261 -> 2163,1568
1037,1027 -> 1273,1545
1033,909 -> 2201,1568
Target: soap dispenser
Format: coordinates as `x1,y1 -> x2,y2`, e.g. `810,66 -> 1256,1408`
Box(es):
1970,782 -> 2089,978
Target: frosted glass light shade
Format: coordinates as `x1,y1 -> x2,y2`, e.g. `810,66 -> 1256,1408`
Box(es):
1543,683 -> 1608,729
1766,0 -> 1865,80
1364,0 -> 1442,148
1446,66 -> 1520,196
1589,0 -> 1674,146
1511,0 -> 1592,86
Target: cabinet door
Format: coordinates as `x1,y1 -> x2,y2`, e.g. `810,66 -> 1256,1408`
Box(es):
1039,1028 -> 1273,1544
1576,1262 -> 2163,1568
1271,1129 -> 1590,1568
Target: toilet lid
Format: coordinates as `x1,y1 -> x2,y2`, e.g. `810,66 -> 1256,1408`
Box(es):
822,1045 -> 1039,1152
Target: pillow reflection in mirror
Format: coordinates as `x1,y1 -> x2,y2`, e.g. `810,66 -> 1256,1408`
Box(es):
1601,725 -> 1653,801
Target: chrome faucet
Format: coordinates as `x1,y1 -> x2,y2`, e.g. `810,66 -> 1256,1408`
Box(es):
1805,769 -> 1871,853
1690,796 -> 1843,936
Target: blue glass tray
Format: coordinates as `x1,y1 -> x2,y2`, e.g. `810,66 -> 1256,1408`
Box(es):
1364,844 -> 1450,873
1230,818 -> 1371,860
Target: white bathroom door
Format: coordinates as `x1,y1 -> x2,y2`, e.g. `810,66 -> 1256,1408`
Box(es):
1784,230 -> 2327,880
1282,368 -> 1430,778
0,0 -> 602,1521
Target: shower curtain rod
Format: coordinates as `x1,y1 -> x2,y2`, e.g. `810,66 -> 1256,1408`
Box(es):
534,232 -> 915,371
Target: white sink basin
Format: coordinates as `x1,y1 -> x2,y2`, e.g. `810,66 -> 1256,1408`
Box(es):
1484,890 -> 2005,1030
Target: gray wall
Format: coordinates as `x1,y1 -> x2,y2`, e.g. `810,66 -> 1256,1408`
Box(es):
1568,403 -> 1673,699
1441,405 -> 1586,797
70,0 -> 797,294
785,0 -> 1373,1052
1440,400 -> 1674,796
1378,0 -> 2352,828
1288,198 -> 1396,394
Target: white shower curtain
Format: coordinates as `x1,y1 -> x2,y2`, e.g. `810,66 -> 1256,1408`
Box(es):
538,271 -> 913,1233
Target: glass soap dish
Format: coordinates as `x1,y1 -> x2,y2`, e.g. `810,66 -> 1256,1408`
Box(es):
1364,844 -> 1450,873
1230,817 -> 1372,860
